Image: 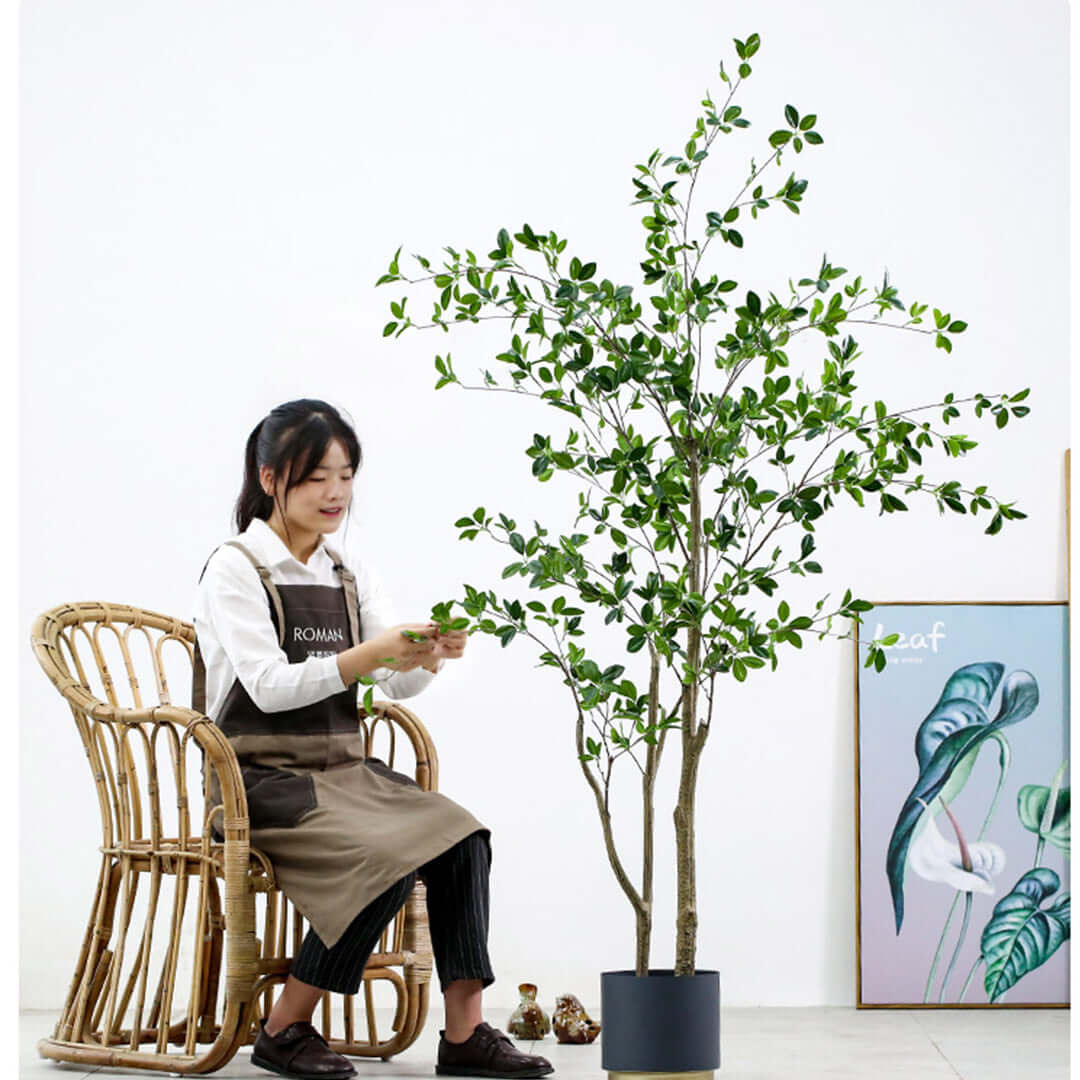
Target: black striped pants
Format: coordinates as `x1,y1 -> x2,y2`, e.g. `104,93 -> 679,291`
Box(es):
289,830 -> 495,996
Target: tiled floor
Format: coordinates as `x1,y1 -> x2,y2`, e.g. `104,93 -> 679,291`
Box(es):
20,1005 -> 1069,1079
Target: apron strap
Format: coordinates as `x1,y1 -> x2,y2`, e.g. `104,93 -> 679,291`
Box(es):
192,636 -> 208,715
221,540 -> 287,648
192,538 -> 286,713
195,539 -> 285,645
324,543 -> 361,648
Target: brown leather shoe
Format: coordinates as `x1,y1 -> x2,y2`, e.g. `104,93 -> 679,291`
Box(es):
437,1021 -> 555,1077
251,1018 -> 357,1079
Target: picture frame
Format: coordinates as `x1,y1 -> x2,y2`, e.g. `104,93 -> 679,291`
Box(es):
854,600 -> 1070,1008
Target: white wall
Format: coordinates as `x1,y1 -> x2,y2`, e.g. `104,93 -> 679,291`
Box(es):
19,0 -> 1069,1013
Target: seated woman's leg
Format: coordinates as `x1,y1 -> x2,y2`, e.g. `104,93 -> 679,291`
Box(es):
267,870 -> 418,1032
417,830 -> 495,1041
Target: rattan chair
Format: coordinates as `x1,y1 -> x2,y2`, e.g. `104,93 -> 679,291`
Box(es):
30,600 -> 439,1074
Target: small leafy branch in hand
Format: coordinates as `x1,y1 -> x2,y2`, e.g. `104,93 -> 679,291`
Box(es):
373,31 -> 1031,977
353,621 -> 474,712
427,602 -> 472,635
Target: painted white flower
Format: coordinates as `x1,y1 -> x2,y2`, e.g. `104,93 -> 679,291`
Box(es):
907,794 -> 1007,895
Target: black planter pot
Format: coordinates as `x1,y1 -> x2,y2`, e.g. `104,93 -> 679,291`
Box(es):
600,968 -> 721,1076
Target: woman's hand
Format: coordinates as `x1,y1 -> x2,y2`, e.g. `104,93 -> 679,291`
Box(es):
370,623 -> 440,672
430,628 -> 468,660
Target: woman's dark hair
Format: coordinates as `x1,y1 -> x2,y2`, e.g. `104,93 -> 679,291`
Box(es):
233,399 -> 362,546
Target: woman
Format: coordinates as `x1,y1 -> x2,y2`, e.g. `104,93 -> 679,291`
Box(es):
192,399 -> 554,1080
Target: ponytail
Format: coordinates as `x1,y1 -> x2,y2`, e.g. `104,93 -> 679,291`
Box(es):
233,419 -> 275,534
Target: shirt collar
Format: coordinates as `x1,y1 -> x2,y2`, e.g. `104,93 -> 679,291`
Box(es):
246,516 -> 330,569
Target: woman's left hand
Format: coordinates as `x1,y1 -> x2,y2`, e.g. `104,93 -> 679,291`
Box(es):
430,628 -> 467,660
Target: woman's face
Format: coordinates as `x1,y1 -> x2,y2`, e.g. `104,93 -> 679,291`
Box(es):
262,438 -> 354,538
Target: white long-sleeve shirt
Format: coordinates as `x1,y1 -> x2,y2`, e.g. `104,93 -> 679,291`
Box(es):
192,516 -> 441,719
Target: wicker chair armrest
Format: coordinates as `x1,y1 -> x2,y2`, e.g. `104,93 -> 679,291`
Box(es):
87,700 -> 238,768
87,700 -> 249,836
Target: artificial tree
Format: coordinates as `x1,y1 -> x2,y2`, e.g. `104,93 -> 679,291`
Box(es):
370,31 -> 1030,977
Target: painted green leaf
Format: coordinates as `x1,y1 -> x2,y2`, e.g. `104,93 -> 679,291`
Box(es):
980,867 -> 1070,1002
885,661 -> 1040,933
1017,784 -> 1071,855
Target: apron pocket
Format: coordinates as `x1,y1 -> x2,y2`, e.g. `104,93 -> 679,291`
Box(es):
242,765 -> 318,829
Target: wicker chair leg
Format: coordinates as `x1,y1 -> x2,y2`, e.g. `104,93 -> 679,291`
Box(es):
55,858 -> 111,1042
67,858 -> 123,1043
196,878 -> 225,1042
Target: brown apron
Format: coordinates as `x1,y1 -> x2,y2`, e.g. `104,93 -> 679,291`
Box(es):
192,538 -> 489,949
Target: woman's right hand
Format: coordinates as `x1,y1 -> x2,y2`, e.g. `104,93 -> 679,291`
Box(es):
369,623 -> 439,671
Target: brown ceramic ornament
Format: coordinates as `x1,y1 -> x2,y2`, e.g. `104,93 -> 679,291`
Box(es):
551,992 -> 601,1044
507,983 -> 551,1040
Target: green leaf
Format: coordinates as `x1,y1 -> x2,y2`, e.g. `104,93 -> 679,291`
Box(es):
981,869 -> 1070,1002
1018,783 -> 1070,855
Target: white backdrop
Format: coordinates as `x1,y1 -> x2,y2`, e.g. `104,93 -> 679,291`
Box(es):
19,0 -> 1069,1013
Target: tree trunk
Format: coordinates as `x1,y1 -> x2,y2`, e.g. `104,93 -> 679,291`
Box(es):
637,650 -> 662,975
635,905 -> 652,977
674,730 -> 704,974
674,440 -> 704,976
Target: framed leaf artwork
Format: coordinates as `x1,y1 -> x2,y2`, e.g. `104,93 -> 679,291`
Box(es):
855,601 -> 1070,1007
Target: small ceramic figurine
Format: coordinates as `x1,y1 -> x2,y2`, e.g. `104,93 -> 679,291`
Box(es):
507,983 -> 551,1040
551,992 -> 601,1044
